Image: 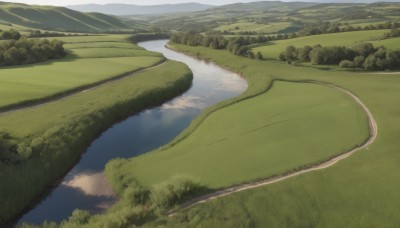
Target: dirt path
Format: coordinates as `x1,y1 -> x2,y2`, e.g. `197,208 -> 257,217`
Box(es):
169,81 -> 378,216
0,60 -> 166,116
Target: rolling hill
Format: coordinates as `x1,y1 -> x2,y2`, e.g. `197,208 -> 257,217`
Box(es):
67,3 -> 214,16
0,2 -> 141,32
208,1 -> 317,12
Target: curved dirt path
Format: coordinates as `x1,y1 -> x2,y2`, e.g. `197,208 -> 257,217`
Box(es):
169,81 -> 378,216
0,60 -> 166,116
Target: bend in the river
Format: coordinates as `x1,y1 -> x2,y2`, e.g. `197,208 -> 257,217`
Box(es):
17,40 -> 247,225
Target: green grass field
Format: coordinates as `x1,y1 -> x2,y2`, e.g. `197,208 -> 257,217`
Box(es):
251,30 -> 389,59
371,37 -> 400,50
133,43 -> 400,227
214,21 -> 293,34
0,36 -> 164,109
112,81 -> 369,189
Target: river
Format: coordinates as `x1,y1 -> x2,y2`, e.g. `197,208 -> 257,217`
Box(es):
18,40 -> 247,224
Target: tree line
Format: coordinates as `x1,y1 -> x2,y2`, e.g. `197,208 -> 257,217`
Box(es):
170,32 -> 263,60
279,43 -> 400,71
0,37 -> 66,67
128,33 -> 169,43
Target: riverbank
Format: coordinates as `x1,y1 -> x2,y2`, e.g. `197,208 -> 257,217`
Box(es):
0,60 -> 193,226
145,43 -> 399,227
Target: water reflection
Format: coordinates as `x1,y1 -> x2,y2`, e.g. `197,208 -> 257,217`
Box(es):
18,40 -> 247,224
162,95 -> 207,110
62,172 -> 115,197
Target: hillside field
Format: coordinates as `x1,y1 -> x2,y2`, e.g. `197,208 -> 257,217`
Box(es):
251,30 -> 389,60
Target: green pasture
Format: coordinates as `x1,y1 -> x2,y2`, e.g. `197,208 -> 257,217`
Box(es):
112,81 -> 369,189
64,41 -> 143,49
371,37 -> 400,50
252,30 -> 388,59
69,48 -> 162,58
0,56 -> 162,108
56,35 -> 130,43
135,43 -> 400,227
214,22 -> 292,34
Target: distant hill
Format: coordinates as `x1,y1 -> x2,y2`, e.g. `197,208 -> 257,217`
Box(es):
67,3 -> 214,16
0,2 -> 140,32
313,0 -> 400,2
208,1 -> 318,12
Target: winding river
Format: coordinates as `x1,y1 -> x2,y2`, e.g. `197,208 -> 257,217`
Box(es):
18,40 -> 247,224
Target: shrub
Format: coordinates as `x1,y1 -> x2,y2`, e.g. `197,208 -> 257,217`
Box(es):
124,185 -> 150,206
339,60 -> 355,68
150,175 -> 201,210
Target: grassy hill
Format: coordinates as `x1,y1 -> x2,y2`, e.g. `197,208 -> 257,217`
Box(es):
67,3 -> 214,16
0,2 -> 141,32
209,1 -> 317,12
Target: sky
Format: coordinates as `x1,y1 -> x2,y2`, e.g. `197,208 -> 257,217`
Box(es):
2,0 -> 273,6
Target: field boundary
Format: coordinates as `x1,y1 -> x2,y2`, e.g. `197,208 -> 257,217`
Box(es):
0,59 -> 167,115
168,80 -> 378,216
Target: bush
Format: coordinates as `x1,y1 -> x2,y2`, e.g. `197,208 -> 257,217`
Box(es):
124,185 -> 150,206
339,60 -> 355,68
150,175 -> 201,210
68,209 -> 91,225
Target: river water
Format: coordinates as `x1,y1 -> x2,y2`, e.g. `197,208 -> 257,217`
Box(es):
18,40 -> 247,224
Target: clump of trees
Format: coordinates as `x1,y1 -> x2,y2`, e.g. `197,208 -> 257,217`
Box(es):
170,32 -> 263,60
279,43 -> 400,71
0,29 -> 21,40
0,38 -> 66,66
382,28 -> 400,39
28,30 -> 69,38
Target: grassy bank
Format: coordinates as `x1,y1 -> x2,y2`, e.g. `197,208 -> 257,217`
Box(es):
141,43 -> 400,227
0,60 -> 193,225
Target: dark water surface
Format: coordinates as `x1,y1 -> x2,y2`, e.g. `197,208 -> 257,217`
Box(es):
18,40 -> 247,224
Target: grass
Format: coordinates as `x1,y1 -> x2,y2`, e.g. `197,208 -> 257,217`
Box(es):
0,35 -> 164,109
0,60 -> 193,225
214,21 -> 293,34
111,81 -> 369,189
135,43 -> 400,227
64,41 -> 144,49
251,29 -> 389,59
69,48 -> 162,58
371,37 -> 400,50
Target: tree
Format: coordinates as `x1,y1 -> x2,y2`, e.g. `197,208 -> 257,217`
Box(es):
282,45 -> 297,63
354,43 -> 375,57
353,55 -> 366,68
248,50 -> 255,59
363,55 -> 377,70
256,51 -> 263,60
297,46 -> 312,62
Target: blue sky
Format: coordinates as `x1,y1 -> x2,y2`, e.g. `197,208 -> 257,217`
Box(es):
4,0 -> 276,6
